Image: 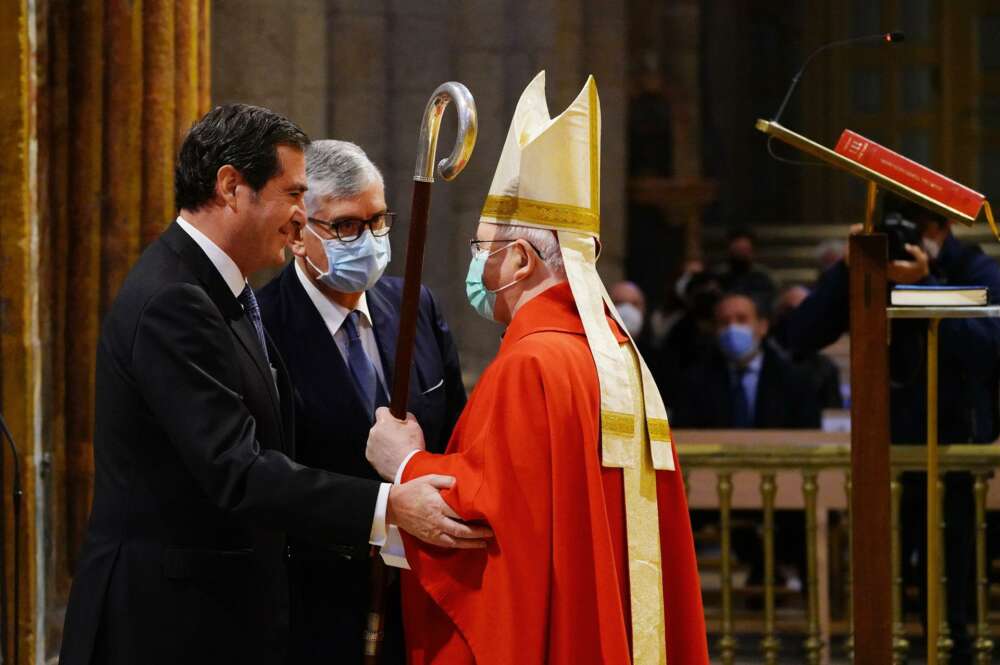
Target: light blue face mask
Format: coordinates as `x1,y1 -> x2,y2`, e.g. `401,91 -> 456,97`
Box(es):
465,243 -> 520,322
306,224 -> 391,293
717,323 -> 758,363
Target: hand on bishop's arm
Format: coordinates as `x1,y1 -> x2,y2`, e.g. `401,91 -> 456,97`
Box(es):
387,475 -> 493,549
366,406 -> 426,481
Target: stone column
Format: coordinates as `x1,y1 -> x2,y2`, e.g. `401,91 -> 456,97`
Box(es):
0,1 -> 43,662
211,0 -> 329,138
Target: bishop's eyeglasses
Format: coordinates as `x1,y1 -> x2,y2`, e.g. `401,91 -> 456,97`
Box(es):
308,212 -> 396,242
469,238 -> 546,259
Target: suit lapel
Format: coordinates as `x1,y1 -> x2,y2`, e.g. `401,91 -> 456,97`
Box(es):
285,266 -> 371,419
756,348 -> 777,427
230,316 -> 285,439
368,283 -> 422,403
161,222 -> 285,447
367,285 -> 399,392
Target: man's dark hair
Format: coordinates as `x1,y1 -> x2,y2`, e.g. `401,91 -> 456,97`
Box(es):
175,104 -> 310,211
726,225 -> 757,243
718,288 -> 771,321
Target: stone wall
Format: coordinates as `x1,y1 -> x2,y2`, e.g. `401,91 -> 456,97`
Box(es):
212,0 -> 628,378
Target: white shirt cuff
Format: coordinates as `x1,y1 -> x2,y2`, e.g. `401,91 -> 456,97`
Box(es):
368,482 -> 392,547
381,526 -> 411,569
394,449 -> 422,485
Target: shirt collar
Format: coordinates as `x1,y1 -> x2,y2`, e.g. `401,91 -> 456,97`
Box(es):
293,259 -> 372,334
175,215 -> 246,298
730,349 -> 763,375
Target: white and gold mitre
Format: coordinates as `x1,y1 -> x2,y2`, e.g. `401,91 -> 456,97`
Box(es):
481,71 -> 675,472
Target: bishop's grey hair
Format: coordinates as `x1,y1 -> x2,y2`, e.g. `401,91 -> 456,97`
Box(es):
304,139 -> 384,211
491,177 -> 565,275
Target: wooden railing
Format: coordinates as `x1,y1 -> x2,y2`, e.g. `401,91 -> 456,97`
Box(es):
677,430 -> 1000,665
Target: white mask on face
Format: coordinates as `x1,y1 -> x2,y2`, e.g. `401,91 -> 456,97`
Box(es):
615,302 -> 644,337
922,237 -> 941,260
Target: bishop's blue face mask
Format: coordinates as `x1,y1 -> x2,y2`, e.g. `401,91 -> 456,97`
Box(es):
306,224 -> 391,293
717,323 -> 758,363
465,243 -> 521,322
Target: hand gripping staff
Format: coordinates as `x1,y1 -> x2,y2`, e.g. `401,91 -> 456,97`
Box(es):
363,82 -> 477,664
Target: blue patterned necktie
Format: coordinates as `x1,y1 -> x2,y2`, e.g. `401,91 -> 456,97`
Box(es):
342,310 -> 380,417
238,284 -> 270,365
730,367 -> 751,428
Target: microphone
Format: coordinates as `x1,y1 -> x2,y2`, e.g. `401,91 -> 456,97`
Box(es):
772,31 -> 904,124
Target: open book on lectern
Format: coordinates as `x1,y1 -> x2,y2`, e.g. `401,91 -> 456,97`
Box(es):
755,119 -> 1000,241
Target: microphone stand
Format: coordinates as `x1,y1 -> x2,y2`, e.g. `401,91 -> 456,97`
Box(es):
0,409 -> 22,665
772,31 -> 904,125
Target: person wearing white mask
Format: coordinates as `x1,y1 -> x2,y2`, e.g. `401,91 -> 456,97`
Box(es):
609,279 -> 648,336
257,139 -> 470,665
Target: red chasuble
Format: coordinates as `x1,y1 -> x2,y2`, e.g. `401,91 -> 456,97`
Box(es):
399,283 -> 708,665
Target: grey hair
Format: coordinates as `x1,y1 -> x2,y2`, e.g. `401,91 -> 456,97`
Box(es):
304,139 -> 384,211
492,224 -> 565,275
490,176 -> 565,275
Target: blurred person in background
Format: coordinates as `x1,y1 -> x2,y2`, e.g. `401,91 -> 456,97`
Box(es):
670,290 -> 820,429
772,284 -> 843,410
645,258 -> 705,354
654,269 -> 723,408
671,289 -> 818,599
781,195 -> 1000,665
609,280 -> 652,356
815,238 -> 846,274
714,226 -> 777,305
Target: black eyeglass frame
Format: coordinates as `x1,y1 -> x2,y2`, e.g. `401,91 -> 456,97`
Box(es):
307,212 -> 396,242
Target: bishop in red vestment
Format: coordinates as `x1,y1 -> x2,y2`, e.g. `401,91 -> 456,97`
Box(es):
365,70 -> 707,665
397,282 -> 707,665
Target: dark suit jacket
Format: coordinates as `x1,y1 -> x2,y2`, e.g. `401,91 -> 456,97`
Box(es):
671,341 -> 821,429
59,223 -> 382,665
257,262 -> 466,664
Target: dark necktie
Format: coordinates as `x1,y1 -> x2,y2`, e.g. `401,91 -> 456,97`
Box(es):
342,310 -> 383,417
238,284 -> 270,365
730,367 -> 751,428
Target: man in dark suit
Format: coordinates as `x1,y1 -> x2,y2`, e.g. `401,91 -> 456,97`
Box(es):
257,139 -> 466,664
59,105 -> 489,665
672,290 -> 819,597
671,291 -> 820,429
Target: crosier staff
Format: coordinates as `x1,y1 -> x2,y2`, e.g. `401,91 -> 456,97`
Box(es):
363,81 -> 477,664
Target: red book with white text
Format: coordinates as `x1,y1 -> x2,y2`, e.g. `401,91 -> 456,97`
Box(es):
834,129 -> 985,220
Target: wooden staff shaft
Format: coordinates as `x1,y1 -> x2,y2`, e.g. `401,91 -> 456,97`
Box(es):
363,179 -> 433,665
390,180 -> 433,418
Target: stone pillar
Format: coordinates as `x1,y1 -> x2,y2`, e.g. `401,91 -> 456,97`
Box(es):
211,0 -> 329,139
662,0 -> 702,178
102,0 -> 143,312
0,1 -> 42,662
584,0 -> 628,284
65,0 -> 105,576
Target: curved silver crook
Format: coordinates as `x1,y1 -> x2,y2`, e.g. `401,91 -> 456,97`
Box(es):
413,82 -> 478,183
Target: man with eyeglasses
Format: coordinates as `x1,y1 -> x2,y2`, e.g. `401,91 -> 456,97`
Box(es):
257,139 -> 468,664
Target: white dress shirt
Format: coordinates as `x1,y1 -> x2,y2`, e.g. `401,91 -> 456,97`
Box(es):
176,216 -> 245,297
293,261 -> 398,555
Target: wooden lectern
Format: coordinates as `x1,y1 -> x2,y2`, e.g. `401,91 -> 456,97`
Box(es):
755,119 -> 985,665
